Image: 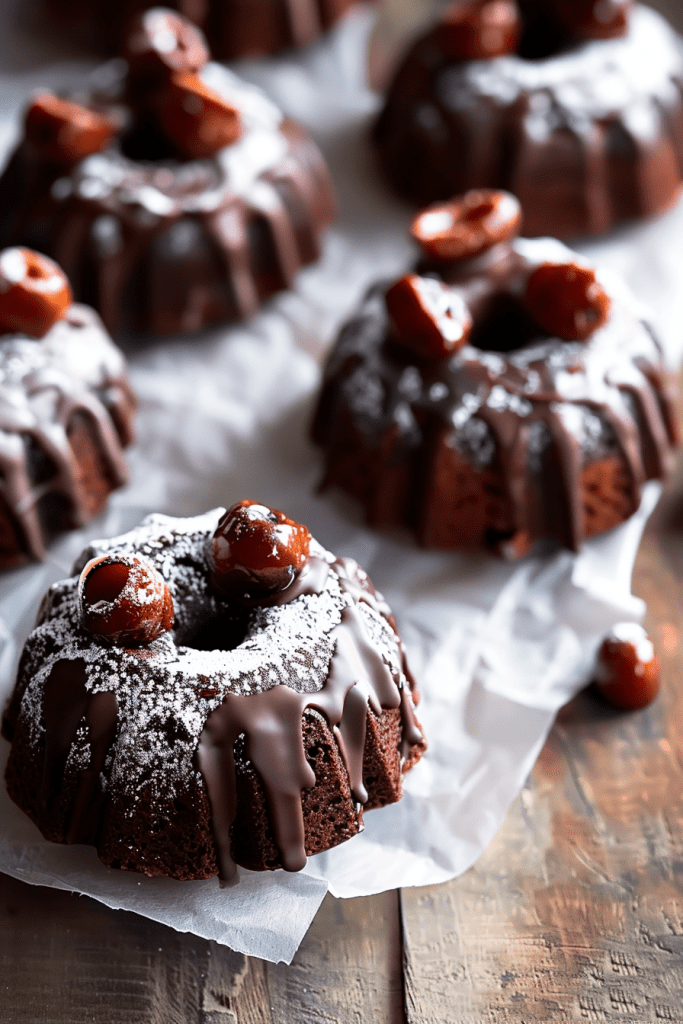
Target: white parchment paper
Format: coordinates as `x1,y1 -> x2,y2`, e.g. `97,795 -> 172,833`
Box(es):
0,0 -> 682,964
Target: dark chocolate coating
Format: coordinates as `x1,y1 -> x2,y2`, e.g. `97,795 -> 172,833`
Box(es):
312,237 -> 678,556
0,64 -> 336,336
2,511 -> 425,880
375,3 -> 683,238
0,304 -> 134,568
44,0 -> 358,59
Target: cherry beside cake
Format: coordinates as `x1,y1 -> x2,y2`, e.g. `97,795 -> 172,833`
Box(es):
0,9 -> 337,335
0,247 -> 134,568
374,0 -> 683,238
2,501 -> 425,880
312,189 -> 679,557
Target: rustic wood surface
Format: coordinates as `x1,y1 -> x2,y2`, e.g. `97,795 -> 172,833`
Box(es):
2,460 -> 683,1024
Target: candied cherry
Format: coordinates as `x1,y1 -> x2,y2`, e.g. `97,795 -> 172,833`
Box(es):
437,0 -> 520,60
79,554 -> 174,646
0,249 -> 72,338
125,8 -> 209,93
411,190 -> 522,263
594,623 -> 661,710
551,0 -> 631,40
386,274 -> 472,359
158,72 -> 242,158
524,261 -> 611,341
210,500 -> 311,599
25,93 -> 115,164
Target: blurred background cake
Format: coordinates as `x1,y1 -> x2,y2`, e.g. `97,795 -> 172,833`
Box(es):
374,1 -> 683,237
0,9 -> 337,335
312,190 -> 679,555
40,0 -> 361,58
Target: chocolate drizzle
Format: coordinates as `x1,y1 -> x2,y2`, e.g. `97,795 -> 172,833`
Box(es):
313,237 -> 678,554
40,658 -> 118,845
199,557 -> 421,881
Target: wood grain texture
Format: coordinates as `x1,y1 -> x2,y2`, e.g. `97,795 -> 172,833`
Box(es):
267,891 -> 404,1023
0,871 -> 254,1024
0,876 -> 403,1023
401,459 -> 683,1022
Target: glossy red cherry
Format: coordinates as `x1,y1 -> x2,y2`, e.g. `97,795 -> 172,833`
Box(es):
594,624 -> 661,710
437,0 -> 520,59
386,274 -> 472,358
25,93 -> 117,163
0,249 -> 72,338
411,190 -> 522,263
125,8 -> 209,93
158,72 -> 242,158
79,554 -> 174,646
211,500 -> 311,599
550,0 -> 631,40
524,261 -> 611,341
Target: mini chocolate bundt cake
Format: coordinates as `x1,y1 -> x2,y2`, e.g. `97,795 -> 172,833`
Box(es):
0,247 -> 134,568
374,1 -> 683,238
43,0 -> 359,59
0,9 -> 336,335
312,190 -> 679,557
2,502 -> 425,880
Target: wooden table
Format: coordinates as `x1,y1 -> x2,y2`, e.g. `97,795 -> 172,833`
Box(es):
1,454 -> 682,1024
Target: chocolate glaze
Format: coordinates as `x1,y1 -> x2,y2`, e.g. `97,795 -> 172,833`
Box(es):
0,303 -> 133,564
4,510 -> 424,879
375,3 -> 683,238
0,64 -> 336,335
312,236 -> 678,554
44,0 -> 358,59
198,555 -> 421,880
41,659 -> 118,845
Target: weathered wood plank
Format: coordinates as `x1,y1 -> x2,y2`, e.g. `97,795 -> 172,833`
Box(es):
0,871 -> 403,1023
0,871 -> 254,1024
267,891 -> 405,1024
401,468 -> 683,1023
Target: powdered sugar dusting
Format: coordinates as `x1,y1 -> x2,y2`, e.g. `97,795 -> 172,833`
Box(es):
14,511 -> 408,808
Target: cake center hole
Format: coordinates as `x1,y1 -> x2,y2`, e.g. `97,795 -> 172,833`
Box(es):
183,609 -> 251,653
85,563 -> 130,605
516,5 -> 574,60
120,115 -> 182,162
465,201 -> 495,222
470,294 -> 546,353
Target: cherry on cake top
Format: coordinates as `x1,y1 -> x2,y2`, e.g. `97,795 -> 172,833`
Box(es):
0,248 -> 73,338
79,554 -> 175,646
210,500 -> 312,601
24,9 -> 243,165
78,501 -> 314,646
436,0 -> 633,61
388,189 -> 611,359
410,189 -> 522,262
